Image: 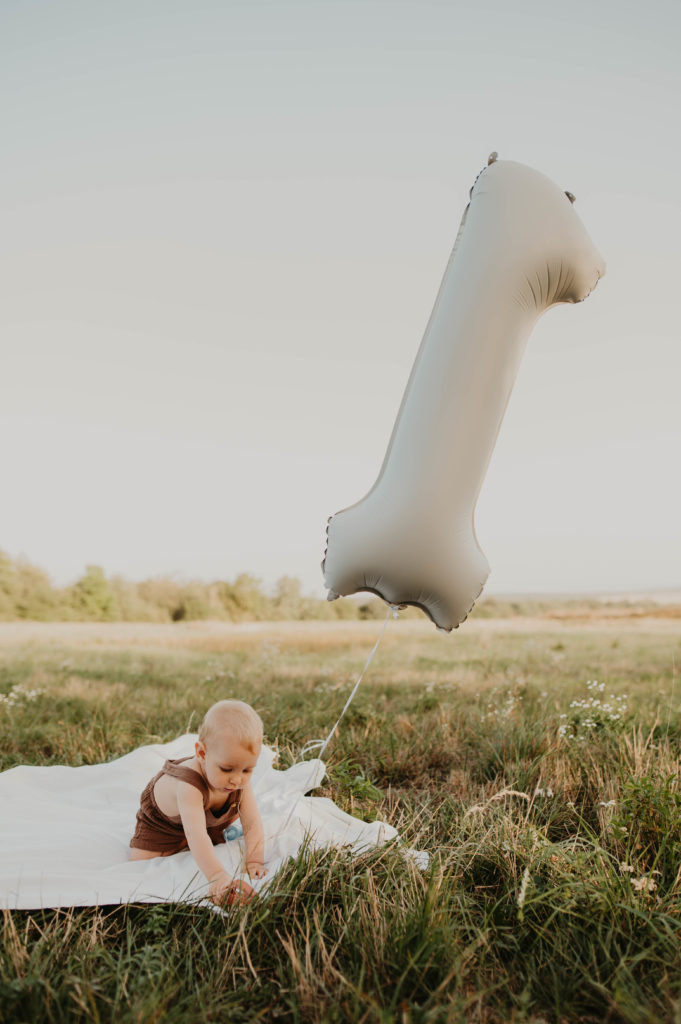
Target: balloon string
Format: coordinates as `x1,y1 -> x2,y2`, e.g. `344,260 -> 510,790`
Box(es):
302,605 -> 396,763
276,606 -> 397,839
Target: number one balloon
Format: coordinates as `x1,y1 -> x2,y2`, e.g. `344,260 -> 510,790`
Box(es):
322,155 -> 605,631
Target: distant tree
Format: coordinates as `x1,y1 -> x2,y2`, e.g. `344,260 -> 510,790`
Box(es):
299,593 -> 341,620
272,575 -> 304,619
137,577 -> 184,621
332,596 -> 364,620
68,565 -> 119,621
358,599 -> 388,620
217,574 -> 267,621
0,549 -> 15,618
173,582 -> 226,622
110,575 -> 165,622
13,558 -> 62,620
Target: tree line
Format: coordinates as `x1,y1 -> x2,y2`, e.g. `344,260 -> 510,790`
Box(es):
1,548 -> 625,624
0,549 -> 389,623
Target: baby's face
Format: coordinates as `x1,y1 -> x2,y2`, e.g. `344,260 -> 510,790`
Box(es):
196,732 -> 260,793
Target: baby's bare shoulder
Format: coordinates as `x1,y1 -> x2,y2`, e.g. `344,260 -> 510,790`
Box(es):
152,771 -> 180,816
153,771 -> 202,817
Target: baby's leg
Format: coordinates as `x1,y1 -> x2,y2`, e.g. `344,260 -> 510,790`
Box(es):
129,847 -> 162,861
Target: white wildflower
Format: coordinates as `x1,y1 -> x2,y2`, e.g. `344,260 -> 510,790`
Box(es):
0,685 -> 45,708
631,875 -> 657,893
559,681 -> 628,742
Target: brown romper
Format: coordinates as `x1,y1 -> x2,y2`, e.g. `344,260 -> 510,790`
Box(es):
130,756 -> 242,855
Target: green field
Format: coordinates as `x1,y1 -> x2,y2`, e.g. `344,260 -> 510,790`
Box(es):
1,616 -> 681,1023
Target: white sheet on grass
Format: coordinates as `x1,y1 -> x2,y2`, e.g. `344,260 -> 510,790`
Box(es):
0,734 -> 427,909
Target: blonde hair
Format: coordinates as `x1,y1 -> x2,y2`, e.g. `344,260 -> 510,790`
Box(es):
198,699 -> 263,754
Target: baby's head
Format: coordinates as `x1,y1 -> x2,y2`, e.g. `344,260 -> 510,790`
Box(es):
195,699 -> 263,792
198,699 -> 263,753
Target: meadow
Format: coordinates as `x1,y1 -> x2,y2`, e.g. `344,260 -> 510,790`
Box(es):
1,613 -> 681,1024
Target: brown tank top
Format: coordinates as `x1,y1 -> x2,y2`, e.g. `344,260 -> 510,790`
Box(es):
129,757 -> 242,854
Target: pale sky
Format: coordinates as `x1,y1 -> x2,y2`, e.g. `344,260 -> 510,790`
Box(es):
2,0 -> 680,597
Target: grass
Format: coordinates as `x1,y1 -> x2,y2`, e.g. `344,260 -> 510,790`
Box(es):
1,616 -> 681,1022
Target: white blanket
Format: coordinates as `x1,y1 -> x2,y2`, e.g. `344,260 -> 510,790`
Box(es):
0,734 -> 426,909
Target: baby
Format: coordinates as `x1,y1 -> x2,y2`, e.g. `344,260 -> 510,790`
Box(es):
130,699 -> 267,904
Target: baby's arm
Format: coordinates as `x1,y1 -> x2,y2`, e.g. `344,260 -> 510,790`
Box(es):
176,782 -> 254,904
239,784 -> 267,879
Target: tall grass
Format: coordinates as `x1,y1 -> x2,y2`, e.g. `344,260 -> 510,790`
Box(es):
1,619 -> 681,1022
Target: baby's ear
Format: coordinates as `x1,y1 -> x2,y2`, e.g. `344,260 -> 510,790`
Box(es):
195,740 -> 206,761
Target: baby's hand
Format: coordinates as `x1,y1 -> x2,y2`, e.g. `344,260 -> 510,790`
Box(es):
247,861 -> 268,880
209,871 -> 255,906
